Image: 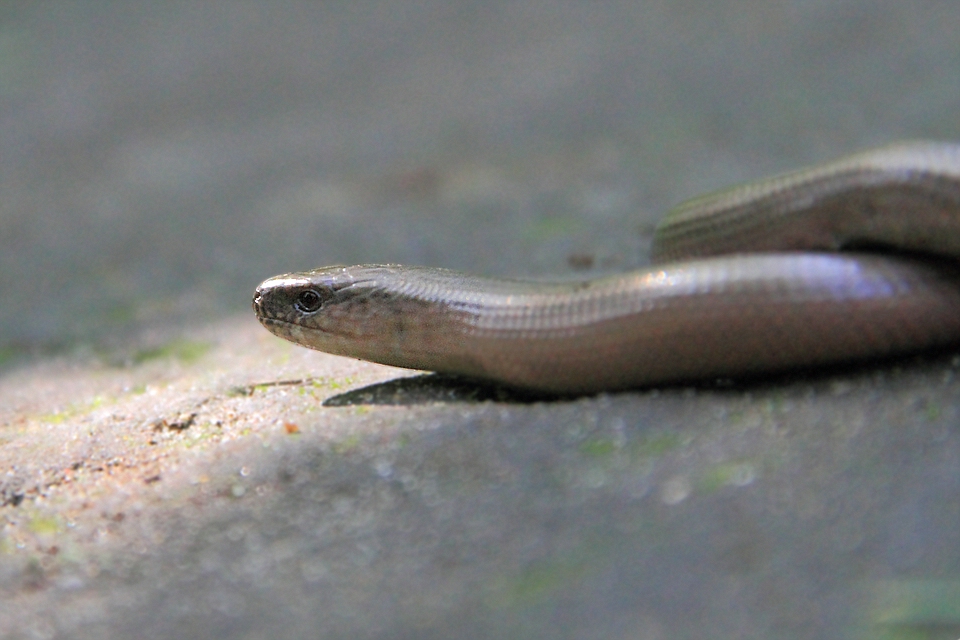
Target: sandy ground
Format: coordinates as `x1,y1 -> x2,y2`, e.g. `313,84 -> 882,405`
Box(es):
2,2 -> 960,638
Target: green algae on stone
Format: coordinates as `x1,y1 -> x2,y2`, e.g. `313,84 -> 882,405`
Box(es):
25,514 -> 63,536
695,461 -> 757,494
131,339 -> 212,365
578,437 -> 619,457
39,395 -> 108,424
866,579 -> 960,640
492,555 -> 594,608
632,432 -> 685,458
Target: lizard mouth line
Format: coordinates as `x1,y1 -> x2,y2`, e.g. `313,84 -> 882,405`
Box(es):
257,315 -> 334,336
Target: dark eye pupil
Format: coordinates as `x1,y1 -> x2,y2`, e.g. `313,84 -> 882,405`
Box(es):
295,290 -> 322,313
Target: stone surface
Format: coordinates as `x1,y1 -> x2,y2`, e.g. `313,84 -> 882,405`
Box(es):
1,2 -> 960,638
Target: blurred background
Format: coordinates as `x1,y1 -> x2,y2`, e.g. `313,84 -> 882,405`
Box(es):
2,1 -> 959,352
3,3 -> 960,639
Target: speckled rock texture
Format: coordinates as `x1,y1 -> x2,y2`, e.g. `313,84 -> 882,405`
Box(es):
1,3 -> 960,638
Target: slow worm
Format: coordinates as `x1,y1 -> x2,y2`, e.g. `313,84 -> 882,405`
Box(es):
253,141 -> 960,394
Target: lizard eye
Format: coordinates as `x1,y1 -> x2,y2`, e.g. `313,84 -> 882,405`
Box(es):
294,289 -> 323,313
